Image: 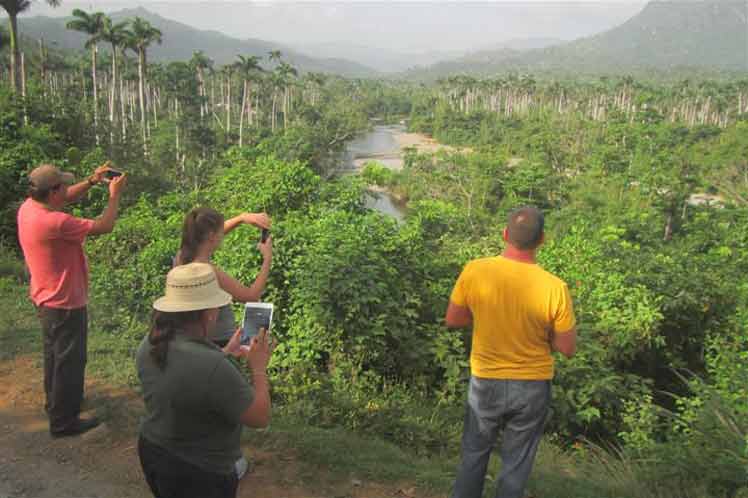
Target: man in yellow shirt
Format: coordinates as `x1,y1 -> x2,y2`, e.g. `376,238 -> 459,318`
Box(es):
446,206 -> 577,498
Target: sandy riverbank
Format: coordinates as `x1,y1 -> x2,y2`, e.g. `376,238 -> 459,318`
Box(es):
351,130 -> 471,172
394,130 -> 472,154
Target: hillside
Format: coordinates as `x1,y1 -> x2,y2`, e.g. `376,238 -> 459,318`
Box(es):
288,42 -> 464,73
17,7 -> 378,77
292,38 -> 562,74
405,0 -> 748,79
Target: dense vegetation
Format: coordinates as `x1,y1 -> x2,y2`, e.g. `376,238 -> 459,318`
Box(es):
1,8 -> 747,498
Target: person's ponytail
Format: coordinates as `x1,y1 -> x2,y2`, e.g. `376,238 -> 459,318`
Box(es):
179,207 -> 224,265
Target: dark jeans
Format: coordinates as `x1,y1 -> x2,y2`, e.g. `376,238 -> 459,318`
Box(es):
451,377 -> 551,498
37,305 -> 88,434
138,436 -> 239,498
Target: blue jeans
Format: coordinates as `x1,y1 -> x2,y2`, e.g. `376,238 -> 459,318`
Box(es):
451,377 -> 551,498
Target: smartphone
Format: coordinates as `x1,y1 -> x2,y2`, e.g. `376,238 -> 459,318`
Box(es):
241,302 -> 273,344
260,228 -> 270,243
104,169 -> 123,180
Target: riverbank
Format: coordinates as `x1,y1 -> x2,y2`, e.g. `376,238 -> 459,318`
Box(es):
347,125 -> 473,220
394,130 -> 471,155
347,125 -> 470,173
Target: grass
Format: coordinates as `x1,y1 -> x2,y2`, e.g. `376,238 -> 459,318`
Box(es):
0,274 -> 41,360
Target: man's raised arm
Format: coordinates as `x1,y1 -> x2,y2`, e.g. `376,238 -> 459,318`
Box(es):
89,174 -> 127,236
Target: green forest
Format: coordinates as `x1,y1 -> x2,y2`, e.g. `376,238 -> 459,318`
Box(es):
1,4 -> 748,498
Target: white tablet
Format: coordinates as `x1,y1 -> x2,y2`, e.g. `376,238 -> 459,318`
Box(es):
241,302 -> 274,344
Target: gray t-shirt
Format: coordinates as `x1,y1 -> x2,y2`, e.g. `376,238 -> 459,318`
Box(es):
213,304 -> 237,343
136,334 -> 254,474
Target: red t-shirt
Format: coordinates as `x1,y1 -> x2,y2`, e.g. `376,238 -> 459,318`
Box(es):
17,198 -> 95,309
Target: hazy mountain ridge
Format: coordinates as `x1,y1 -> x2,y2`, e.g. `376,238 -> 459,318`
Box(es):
288,42 -> 463,73
18,7 -> 379,77
291,38 -> 563,73
404,0 -> 748,79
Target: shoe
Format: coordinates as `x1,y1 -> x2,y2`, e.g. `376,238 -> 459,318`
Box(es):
235,455 -> 251,480
50,416 -> 100,438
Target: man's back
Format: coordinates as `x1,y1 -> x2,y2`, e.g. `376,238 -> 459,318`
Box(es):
17,198 -> 93,308
450,256 -> 575,380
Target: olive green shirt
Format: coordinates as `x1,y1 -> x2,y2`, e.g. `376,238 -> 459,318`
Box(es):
212,304 -> 237,344
136,334 -> 254,474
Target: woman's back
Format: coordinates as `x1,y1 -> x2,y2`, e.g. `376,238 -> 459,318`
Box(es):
136,334 -> 254,475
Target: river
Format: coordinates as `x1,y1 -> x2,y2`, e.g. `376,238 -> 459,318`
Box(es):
342,124 -> 408,221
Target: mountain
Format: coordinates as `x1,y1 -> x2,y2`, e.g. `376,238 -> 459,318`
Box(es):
292,38 -> 562,73
405,0 -> 748,79
289,42 -> 465,73
485,38 -> 564,52
17,7 -> 378,77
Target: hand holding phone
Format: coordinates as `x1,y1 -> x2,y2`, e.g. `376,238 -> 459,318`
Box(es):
260,228 -> 270,243
241,303 -> 274,345
103,169 -> 123,180
245,327 -> 275,375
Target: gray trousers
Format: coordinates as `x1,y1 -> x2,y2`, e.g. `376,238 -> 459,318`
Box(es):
37,305 -> 88,434
451,377 -> 551,498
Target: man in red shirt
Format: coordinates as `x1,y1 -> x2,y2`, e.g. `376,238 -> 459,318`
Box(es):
17,163 -> 127,437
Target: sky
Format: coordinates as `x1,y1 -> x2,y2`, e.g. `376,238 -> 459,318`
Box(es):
22,1 -> 648,53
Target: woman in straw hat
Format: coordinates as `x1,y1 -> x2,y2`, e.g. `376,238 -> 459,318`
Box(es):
136,262 -> 273,498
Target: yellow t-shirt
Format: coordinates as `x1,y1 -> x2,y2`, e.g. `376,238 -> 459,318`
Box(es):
450,256 -> 576,380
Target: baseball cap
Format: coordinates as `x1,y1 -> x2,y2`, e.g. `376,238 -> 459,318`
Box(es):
29,164 -> 75,190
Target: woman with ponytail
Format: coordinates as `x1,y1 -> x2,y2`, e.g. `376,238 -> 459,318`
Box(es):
175,207 -> 273,346
176,207 -> 272,347
176,207 -> 272,478
137,263 -> 274,498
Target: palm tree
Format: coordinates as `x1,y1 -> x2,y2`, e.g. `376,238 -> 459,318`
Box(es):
1,0 -> 61,93
189,50 -> 213,120
0,26 -> 9,81
66,9 -> 105,142
268,49 -> 282,65
304,72 -> 326,106
100,16 -> 130,129
266,51 -> 284,130
233,54 -> 263,146
276,61 -> 297,129
125,17 -> 162,151
220,64 -> 237,135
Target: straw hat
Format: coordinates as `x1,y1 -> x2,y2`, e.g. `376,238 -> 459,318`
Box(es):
153,263 -> 231,313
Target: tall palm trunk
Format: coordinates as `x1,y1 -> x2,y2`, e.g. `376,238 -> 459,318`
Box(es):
196,68 -> 204,120
19,51 -> 27,124
91,45 -> 100,145
271,91 -> 277,132
109,44 -> 118,125
7,13 -> 20,93
225,76 -> 231,134
137,48 -> 148,154
239,79 -> 247,147
120,74 -> 126,139
39,39 -> 47,98
283,86 -> 288,129
247,81 -> 253,126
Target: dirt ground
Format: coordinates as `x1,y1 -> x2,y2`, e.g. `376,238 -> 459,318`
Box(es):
0,355 -> 421,498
